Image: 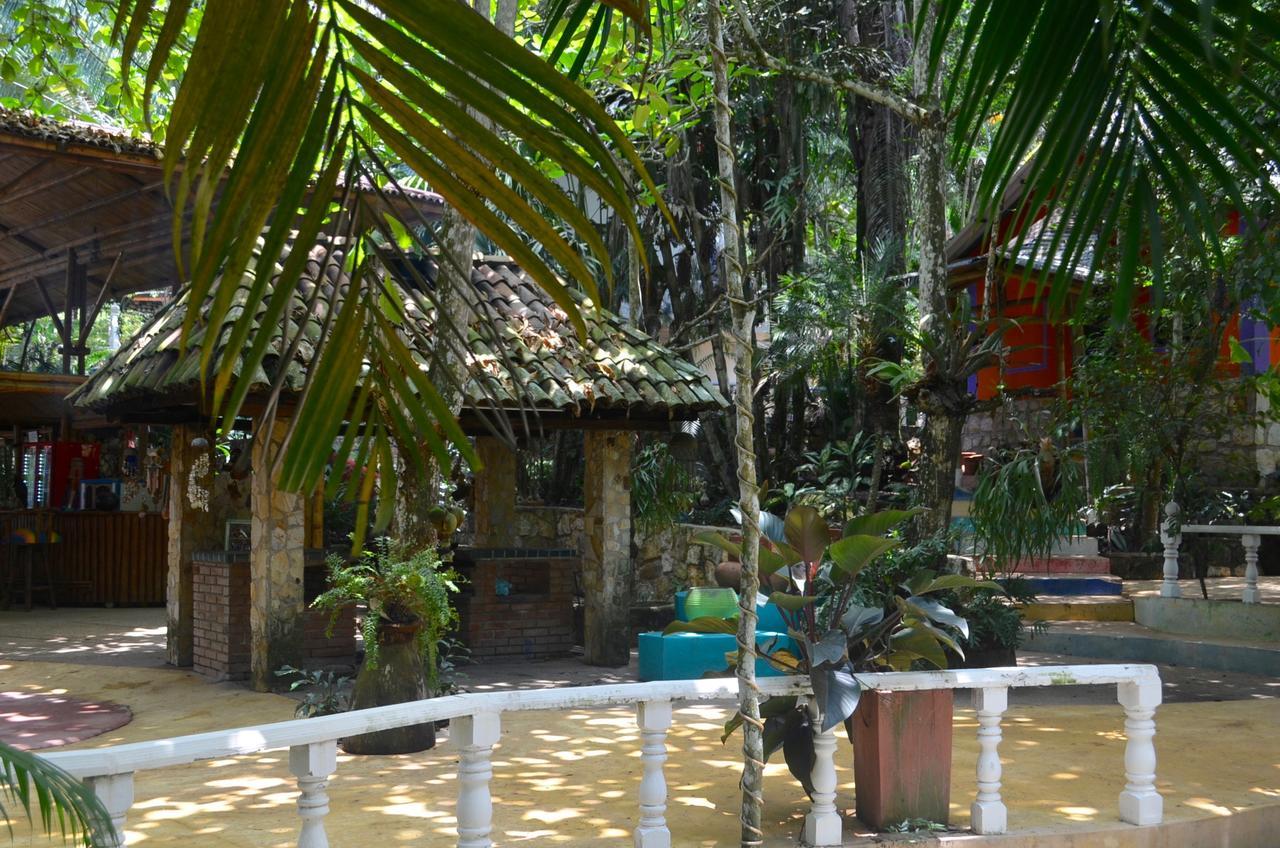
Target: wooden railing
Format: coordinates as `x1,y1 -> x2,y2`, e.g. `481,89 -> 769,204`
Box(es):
41,664 -> 1164,848
1161,500 -> 1276,603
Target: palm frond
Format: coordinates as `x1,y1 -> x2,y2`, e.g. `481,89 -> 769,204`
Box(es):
108,0 -> 671,500
0,742 -> 114,845
930,1 -> 1280,317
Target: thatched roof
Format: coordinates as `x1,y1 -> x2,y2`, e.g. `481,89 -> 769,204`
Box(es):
70,244 -> 724,426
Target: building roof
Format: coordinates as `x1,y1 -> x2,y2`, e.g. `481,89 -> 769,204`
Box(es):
70,243 -> 725,426
0,108 -> 443,330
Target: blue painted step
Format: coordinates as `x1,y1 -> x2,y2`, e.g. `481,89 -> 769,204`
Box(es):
1023,575 -> 1124,596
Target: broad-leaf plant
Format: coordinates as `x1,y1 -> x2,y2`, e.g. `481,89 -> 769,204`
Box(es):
669,505 -> 1001,793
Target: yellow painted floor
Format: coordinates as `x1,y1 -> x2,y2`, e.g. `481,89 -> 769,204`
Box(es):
4,652 -> 1280,846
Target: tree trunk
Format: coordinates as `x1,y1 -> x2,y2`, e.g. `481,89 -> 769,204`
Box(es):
910,6 -> 960,542
709,3 -> 765,843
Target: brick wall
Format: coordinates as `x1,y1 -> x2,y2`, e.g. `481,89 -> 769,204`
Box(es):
193,555 -> 251,681
192,552 -> 356,682
456,552 -> 577,659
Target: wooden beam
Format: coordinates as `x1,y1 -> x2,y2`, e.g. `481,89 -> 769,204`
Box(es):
32,277 -> 66,340
79,252 -> 123,348
0,165 -> 93,210
0,158 -> 56,197
0,180 -> 165,246
0,216 -> 181,288
62,249 -> 76,374
0,285 -> 17,329
0,136 -> 165,176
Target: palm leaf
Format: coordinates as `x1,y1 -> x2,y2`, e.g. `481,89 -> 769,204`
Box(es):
931,1 -> 1280,316
109,0 -> 668,500
0,742 -> 114,845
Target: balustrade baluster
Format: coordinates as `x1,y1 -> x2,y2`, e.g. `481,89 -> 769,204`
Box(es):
1160,501 -> 1181,598
970,687 -> 1008,835
634,700 -> 672,848
290,740 -> 337,848
1118,679 -> 1163,826
802,700 -> 841,848
1242,533 -> 1261,604
85,771 -> 133,848
456,711 -> 501,848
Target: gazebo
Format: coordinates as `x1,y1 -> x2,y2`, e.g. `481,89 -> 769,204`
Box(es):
71,240 -> 724,689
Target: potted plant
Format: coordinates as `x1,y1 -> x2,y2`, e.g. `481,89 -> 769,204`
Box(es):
675,506 -> 1002,830
949,576 -> 1043,667
312,538 -> 461,754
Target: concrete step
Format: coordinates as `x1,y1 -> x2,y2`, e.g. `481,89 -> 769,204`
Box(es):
1051,536 -> 1100,557
1010,555 -> 1112,575
1025,620 -> 1280,676
1022,595 -> 1134,622
1020,574 -> 1124,596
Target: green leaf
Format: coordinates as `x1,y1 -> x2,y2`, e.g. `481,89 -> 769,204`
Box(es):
890,627 -> 949,670
922,574 -> 1007,595
807,629 -> 847,669
1229,337 -> 1253,366
693,530 -> 742,560
768,592 -> 818,612
663,616 -> 738,635
904,597 -> 971,641
827,535 -> 899,580
810,665 -> 861,732
842,508 -> 920,538
784,505 -> 830,563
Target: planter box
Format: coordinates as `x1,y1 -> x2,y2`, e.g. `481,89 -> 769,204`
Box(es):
853,689 -> 953,830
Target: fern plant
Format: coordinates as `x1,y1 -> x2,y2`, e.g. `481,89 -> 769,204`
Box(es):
312,538 -> 461,691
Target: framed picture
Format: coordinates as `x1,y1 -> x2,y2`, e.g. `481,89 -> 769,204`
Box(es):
225,519 -> 252,552
80,478 -> 122,511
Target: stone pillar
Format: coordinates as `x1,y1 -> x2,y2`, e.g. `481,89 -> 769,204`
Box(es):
582,430 -> 633,666
250,418 -> 307,691
165,425 -> 221,667
472,436 -> 517,546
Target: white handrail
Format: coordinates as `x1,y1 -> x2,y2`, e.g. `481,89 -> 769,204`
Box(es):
1162,500 -> 1267,603
42,663 -> 1163,847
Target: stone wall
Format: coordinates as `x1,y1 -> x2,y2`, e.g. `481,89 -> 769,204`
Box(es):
960,396 -> 1056,455
511,505 -> 732,605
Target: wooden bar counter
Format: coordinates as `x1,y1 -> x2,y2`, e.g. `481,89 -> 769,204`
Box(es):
2,509 -> 166,606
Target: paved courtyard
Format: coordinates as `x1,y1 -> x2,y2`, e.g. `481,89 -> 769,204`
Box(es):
2,607 -> 1279,846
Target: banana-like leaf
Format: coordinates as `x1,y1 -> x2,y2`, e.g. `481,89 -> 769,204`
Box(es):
768,592 -> 818,612
784,506 -> 830,563
921,574 -> 1007,595
810,664 -> 862,733
842,508 -> 921,538
827,535 -> 899,580
903,596 -> 971,641
693,530 -> 742,560
806,629 -> 848,669
721,695 -> 798,743
840,604 -> 884,637
662,616 -> 738,635
889,627 -> 948,671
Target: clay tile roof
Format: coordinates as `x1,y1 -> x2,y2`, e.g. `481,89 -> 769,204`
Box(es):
71,244 -> 726,422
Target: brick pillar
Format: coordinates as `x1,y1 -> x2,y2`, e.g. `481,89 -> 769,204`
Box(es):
250,418 -> 306,691
582,430 -> 633,666
165,425 -> 221,667
473,436 -> 517,546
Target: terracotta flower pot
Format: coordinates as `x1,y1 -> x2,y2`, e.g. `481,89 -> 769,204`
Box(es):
339,619 -> 436,755
852,689 -> 954,830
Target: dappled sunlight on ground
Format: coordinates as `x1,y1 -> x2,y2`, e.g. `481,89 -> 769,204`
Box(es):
4,635 -> 1280,844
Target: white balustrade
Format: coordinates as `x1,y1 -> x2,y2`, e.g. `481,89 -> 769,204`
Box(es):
1242,533 -> 1261,604
634,700 -> 672,848
1161,501 -> 1182,598
455,711 -> 501,848
40,665 -> 1164,846
802,699 -> 841,848
1163,500 -> 1279,603
970,687 -> 1008,835
84,771 -> 133,848
1118,678 -> 1163,826
290,740 -> 337,848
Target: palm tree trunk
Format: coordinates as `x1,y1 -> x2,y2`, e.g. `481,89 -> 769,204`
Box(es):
709,2 -> 765,843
